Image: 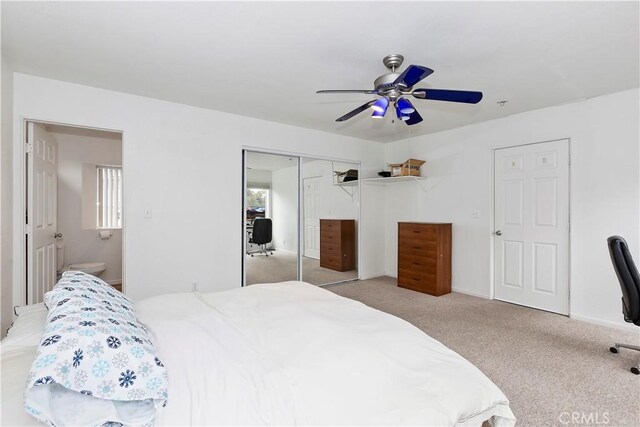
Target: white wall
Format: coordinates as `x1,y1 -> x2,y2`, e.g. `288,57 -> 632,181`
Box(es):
1,53 -> 15,335
53,130 -> 123,284
302,159 -> 359,220
11,74 -> 386,304
271,165 -> 298,252
383,88 -> 640,329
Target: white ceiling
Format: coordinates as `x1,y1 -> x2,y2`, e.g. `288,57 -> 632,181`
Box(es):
245,151 -> 297,172
2,1 -> 638,143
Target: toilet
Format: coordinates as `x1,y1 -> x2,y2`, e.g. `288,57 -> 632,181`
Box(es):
56,241 -> 106,279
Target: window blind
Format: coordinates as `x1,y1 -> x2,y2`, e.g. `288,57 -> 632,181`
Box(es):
97,166 -> 122,229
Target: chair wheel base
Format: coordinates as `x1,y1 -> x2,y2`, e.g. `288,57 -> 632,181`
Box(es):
610,346 -> 619,354
631,367 -> 640,375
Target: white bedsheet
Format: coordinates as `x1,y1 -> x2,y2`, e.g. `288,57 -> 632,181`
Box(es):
136,281 -> 516,426
1,346 -> 41,426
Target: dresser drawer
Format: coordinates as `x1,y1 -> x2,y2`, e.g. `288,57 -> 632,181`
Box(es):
398,268 -> 437,281
398,241 -> 437,258
321,220 -> 342,231
320,232 -> 341,244
398,272 -> 437,294
320,254 -> 343,270
398,254 -> 437,272
321,242 -> 341,255
399,223 -> 437,241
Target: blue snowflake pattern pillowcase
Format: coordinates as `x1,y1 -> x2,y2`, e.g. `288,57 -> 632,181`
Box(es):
24,271 -> 168,426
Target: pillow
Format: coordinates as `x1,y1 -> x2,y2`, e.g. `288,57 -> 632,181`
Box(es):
14,302 -> 46,316
2,304 -> 48,350
24,271 -> 168,426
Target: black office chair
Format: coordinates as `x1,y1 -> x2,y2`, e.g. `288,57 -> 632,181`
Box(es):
249,218 -> 273,257
607,235 -> 640,374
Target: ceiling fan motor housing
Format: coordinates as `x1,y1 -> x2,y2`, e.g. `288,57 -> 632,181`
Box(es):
374,73 -> 403,100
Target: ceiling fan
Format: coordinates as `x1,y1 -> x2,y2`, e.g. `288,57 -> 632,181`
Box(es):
317,54 -> 483,125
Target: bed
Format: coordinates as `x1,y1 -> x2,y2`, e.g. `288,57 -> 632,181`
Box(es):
2,277 -> 516,426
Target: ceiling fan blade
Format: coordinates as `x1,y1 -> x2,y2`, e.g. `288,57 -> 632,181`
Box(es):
317,89 -> 379,94
335,100 -> 376,122
392,65 -> 434,89
405,110 -> 423,126
412,88 -> 483,104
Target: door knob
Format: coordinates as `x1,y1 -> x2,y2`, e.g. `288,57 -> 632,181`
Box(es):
54,232 -> 63,239
495,230 -> 502,236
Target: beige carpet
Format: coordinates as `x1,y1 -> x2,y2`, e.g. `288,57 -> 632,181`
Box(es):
246,250 -> 357,286
327,276 -> 640,426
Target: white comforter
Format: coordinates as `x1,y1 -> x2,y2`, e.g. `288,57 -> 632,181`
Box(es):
136,282 -> 515,426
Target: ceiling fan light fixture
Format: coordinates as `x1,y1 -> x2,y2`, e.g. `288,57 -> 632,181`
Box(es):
395,106 -> 410,121
371,97 -> 389,113
397,98 -> 415,114
371,108 -> 386,119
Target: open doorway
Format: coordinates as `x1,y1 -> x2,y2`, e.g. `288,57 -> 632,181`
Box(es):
25,121 -> 124,303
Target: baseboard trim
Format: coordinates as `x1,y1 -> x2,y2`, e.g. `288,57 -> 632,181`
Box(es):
105,279 -> 122,286
359,272 -> 387,280
452,287 -> 491,299
570,313 -> 638,332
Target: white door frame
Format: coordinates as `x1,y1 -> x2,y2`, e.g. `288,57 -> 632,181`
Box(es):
490,138 -> 572,315
13,118 -> 125,307
241,145 -> 361,287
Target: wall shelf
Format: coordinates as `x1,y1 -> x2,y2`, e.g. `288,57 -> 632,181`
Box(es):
334,180 -> 359,187
362,176 -> 427,191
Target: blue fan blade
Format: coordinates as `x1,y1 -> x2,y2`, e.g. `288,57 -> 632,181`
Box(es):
335,100 -> 376,122
405,110 -> 423,126
414,89 -> 483,104
392,65 -> 434,88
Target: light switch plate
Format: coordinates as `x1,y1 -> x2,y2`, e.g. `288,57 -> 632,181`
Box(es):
471,210 -> 481,219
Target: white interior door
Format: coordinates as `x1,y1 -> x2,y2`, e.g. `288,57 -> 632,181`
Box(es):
494,139 -> 569,315
27,122 -> 58,304
303,177 -> 321,259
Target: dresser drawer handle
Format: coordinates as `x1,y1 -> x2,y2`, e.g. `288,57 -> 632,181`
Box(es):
413,246 -> 421,250
412,262 -> 421,266
413,230 -> 420,233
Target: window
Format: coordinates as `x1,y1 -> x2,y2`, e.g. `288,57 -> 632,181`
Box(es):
246,187 -> 270,221
97,166 -> 122,229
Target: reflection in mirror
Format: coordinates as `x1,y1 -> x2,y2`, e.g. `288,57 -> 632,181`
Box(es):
301,159 -> 359,285
244,151 -> 299,285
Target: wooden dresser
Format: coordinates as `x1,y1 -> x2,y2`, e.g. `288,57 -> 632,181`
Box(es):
320,219 -> 356,272
398,222 -> 452,296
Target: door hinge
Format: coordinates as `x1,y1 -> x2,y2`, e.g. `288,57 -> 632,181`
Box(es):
25,224 -> 32,235
25,142 -> 33,154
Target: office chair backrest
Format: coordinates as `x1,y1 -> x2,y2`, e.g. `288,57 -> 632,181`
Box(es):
607,236 -> 640,326
252,218 -> 273,245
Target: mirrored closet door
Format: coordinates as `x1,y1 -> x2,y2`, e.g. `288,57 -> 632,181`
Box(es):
243,151 -> 300,285
243,150 -> 359,287
300,159 -> 359,285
